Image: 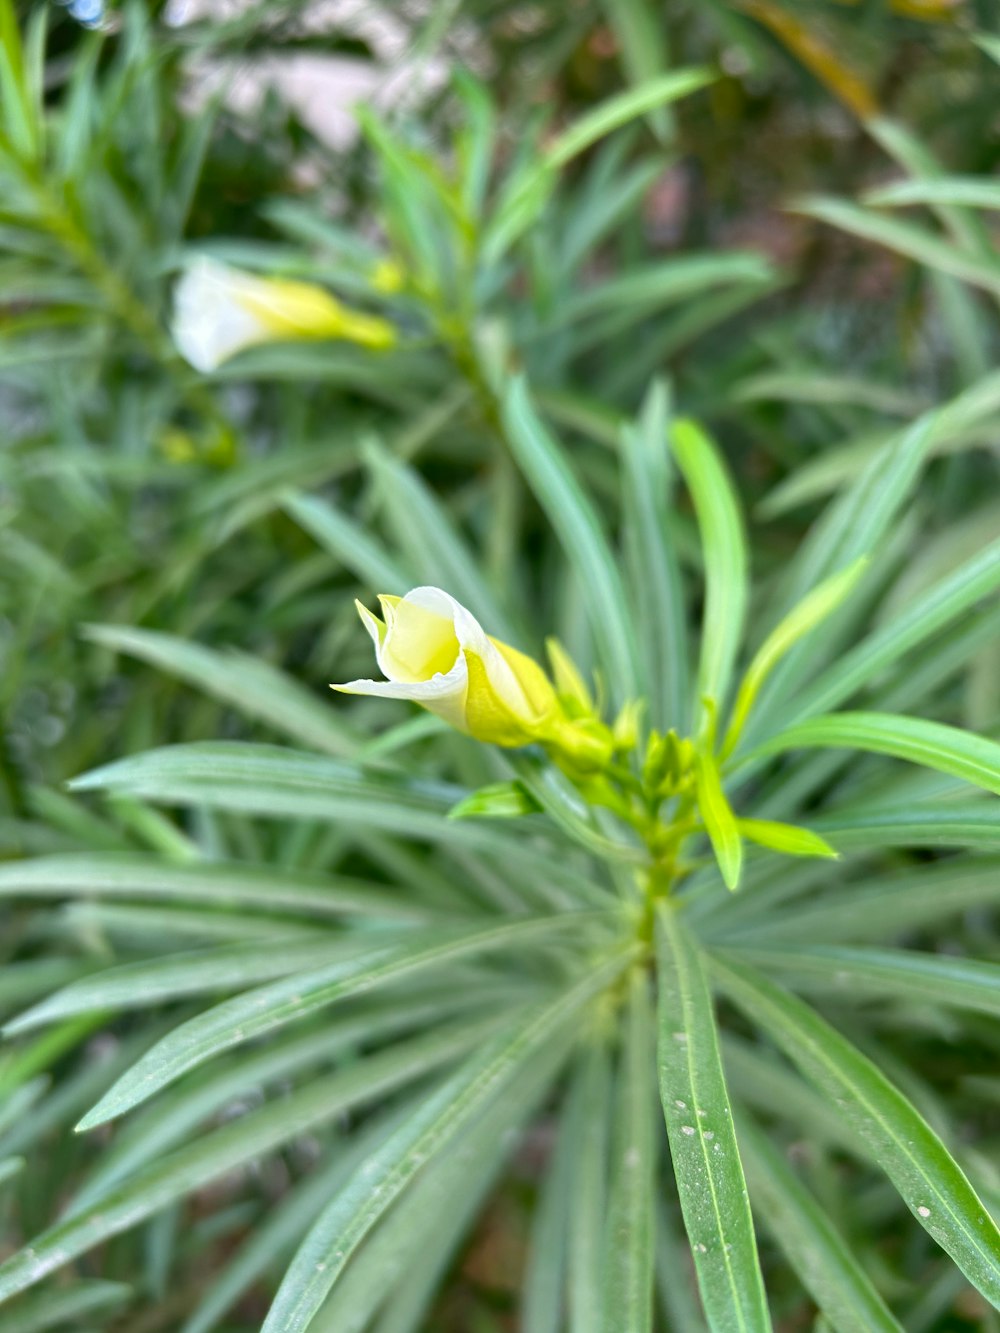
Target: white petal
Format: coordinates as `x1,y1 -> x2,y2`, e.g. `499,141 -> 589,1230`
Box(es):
333,653 -> 469,731
171,258 -> 269,372
407,587 -> 529,715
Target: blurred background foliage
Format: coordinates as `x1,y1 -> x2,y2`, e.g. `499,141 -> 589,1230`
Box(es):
1,0 -> 999,1328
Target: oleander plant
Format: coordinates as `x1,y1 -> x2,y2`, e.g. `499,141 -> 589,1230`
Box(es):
2,2 -> 1000,1331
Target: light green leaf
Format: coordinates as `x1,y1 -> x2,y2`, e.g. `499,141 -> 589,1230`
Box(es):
722,559 -> 867,757
814,802 -> 1000,852
0,1279 -> 132,1333
600,968 -> 656,1333
70,742 -> 604,912
260,955 -> 632,1333
656,907 -> 771,1332
523,1073 -> 579,1333
712,955 -> 1000,1308
736,819 -> 838,860
784,537 -> 1000,725
0,852 -> 423,921
181,1116 -> 399,1333
736,1112 -> 904,1333
0,1158 -> 22,1189
731,370 -> 919,416
602,0 -> 672,138
314,1007 -> 557,1333
696,753 -> 743,891
732,859 -> 1000,947
448,781 -> 541,820
366,445 -> 514,639
545,70 -> 712,171
794,196 -> 1000,296
864,177 -> 1000,212
484,70 -> 711,260
70,997 -> 477,1217
0,1020 -> 494,1304
84,625 -> 358,759
77,913 -> 601,1128
747,414 -> 936,741
281,491 -> 411,592
4,937 -> 361,1034
621,381 -> 689,731
509,753 -> 644,863
747,711 -> 1000,797
569,1044 -> 613,1333
502,376 -> 639,702
728,946 -> 1000,1019
670,418 -> 747,727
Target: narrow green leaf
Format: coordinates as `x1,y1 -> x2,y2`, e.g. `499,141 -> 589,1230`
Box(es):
603,0 -> 673,138
736,819 -> 838,860
736,1112 -> 904,1333
70,997 -> 477,1217
261,955 -> 633,1332
454,69 -> 495,220
569,1044 -> 613,1333
181,1117 -> 397,1333
731,370 -> 919,416
670,418 -> 748,727
712,954 -> 1000,1307
696,753 -> 743,891
282,491 -> 410,592
5,937 -> 361,1034
865,177 -> 1000,211
509,753 -> 644,863
0,1280 -> 132,1333
975,31 -> 1000,66
0,1020 -> 494,1304
502,376 -> 639,701
78,914 -> 600,1128
600,968 -> 656,1333
656,907 -> 771,1332
784,537 -> 1000,725
728,946 -> 1000,1019
0,852 -> 422,922
448,781 -> 541,820
84,625 -> 357,759
484,70 -> 711,260
747,711 -> 1000,797
545,70 -> 712,171
730,859 -> 1000,947
317,1008 -> 558,1333
367,446 -> 514,639
814,802 -> 1000,852
621,381 -> 689,731
747,413 -> 937,742
523,1075 -> 580,1333
0,1158 -> 22,1189
69,742 -> 606,914
794,196 -> 1000,296
722,559 -> 867,757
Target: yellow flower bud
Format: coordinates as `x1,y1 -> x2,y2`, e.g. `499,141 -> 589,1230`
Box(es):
172,258 -> 396,372
333,587 -> 560,748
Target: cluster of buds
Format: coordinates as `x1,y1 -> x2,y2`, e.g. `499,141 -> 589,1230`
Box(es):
334,587 -> 838,892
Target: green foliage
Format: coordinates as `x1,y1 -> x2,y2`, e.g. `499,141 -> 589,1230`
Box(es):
1,3 -> 999,1331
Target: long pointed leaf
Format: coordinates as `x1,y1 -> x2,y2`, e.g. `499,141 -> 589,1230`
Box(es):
656,907 -> 771,1332
712,954 -> 1000,1307
736,1111 -> 903,1333
747,711 -> 1000,797
262,953 -> 634,1332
